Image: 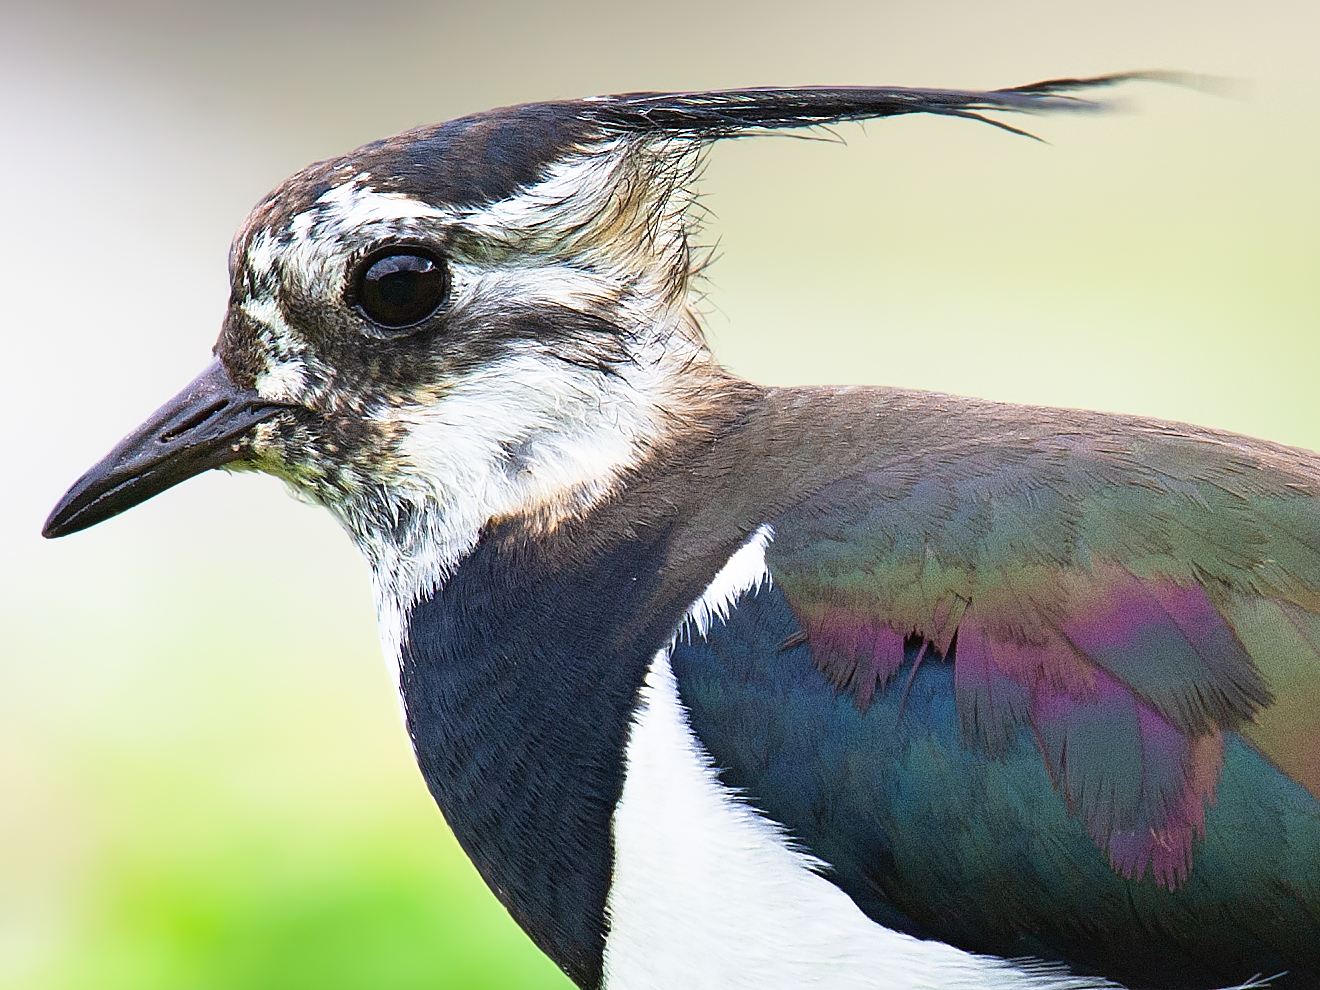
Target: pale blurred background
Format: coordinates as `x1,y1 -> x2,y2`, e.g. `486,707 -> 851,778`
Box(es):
1,1 -> 1317,987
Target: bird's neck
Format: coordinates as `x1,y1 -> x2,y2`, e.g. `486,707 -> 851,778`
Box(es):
386,383 -> 767,987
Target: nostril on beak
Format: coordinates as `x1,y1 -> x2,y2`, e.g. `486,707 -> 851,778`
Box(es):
159,399 -> 231,444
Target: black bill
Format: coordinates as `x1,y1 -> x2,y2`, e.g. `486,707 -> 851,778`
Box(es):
43,359 -> 297,539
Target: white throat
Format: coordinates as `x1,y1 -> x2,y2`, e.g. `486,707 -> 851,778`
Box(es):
352,333 -> 709,676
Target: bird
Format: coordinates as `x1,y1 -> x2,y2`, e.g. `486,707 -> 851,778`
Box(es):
42,72 -> 1320,990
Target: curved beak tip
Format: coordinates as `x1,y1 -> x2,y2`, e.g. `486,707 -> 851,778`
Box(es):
41,503 -> 77,540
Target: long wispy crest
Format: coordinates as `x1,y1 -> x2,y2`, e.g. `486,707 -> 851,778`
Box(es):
581,71 -> 1189,140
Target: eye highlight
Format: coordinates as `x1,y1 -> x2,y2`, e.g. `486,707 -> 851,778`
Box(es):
352,248 -> 449,330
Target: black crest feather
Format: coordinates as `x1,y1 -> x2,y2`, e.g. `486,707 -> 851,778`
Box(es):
240,72 -> 1200,227
581,71 -> 1187,140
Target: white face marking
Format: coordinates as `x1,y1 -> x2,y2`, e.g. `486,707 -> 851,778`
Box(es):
604,531 -> 1118,990
458,138 -> 701,317
365,327 -> 704,676
239,295 -> 315,403
460,142 -> 626,236
313,175 -> 448,230
246,228 -> 279,282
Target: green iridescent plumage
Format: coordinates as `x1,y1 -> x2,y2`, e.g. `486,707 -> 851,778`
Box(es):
756,388 -> 1320,887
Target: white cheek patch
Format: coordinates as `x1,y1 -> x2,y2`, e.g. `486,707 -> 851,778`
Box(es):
361,340 -> 689,680
604,531 -> 1114,990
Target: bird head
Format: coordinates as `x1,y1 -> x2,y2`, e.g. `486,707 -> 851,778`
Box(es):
43,77 -> 1130,622
209,105 -> 725,596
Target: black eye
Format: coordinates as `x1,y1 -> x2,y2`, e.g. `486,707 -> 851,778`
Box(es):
353,248 -> 448,329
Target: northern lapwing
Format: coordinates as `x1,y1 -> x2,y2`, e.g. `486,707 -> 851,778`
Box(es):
44,75 -> 1320,990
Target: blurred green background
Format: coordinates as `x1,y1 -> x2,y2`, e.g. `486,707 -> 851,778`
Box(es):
1,1 -> 1317,987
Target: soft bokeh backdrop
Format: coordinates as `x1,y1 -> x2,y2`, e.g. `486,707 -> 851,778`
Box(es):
2,1 -> 1317,987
